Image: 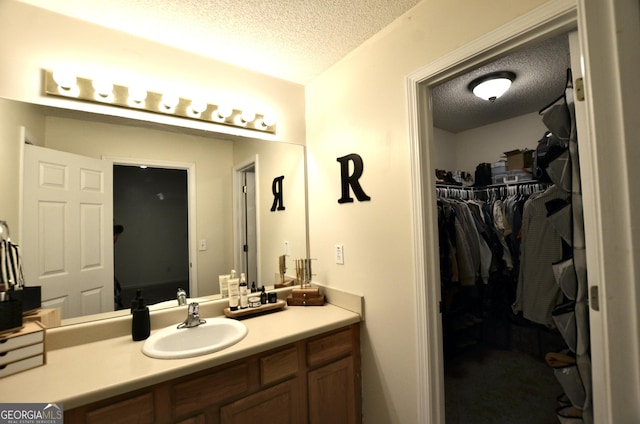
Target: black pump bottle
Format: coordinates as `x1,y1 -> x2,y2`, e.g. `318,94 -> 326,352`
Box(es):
131,289 -> 150,341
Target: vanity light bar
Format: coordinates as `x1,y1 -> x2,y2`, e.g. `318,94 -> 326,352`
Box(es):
43,70 -> 276,134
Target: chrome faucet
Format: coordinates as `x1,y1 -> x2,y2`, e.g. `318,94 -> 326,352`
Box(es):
176,288 -> 187,306
177,302 -> 206,329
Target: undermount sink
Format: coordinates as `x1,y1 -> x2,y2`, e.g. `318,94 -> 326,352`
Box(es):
142,317 -> 248,359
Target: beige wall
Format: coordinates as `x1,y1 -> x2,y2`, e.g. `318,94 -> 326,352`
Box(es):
305,0 -> 548,422
0,98 -> 46,243
233,140 -> 307,285
433,112 -> 546,174
453,112 -> 546,173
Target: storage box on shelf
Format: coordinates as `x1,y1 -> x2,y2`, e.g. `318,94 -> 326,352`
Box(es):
491,160 -> 507,177
0,321 -> 46,378
492,170 -> 534,185
504,149 -> 534,170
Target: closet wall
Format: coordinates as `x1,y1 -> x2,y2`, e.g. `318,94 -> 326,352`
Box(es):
433,111 -> 545,174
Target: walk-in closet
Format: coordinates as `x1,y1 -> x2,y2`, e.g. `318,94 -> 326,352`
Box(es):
430,31 -> 591,424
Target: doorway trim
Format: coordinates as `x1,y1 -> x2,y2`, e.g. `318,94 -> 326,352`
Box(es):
105,156 -> 198,297
406,1 -> 581,422
233,155 -> 261,283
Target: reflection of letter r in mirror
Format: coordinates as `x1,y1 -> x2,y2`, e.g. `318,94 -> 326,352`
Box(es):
270,175 -> 286,211
337,153 -> 371,204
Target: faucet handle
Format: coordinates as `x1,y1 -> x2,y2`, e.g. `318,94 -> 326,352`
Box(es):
177,302 -> 206,329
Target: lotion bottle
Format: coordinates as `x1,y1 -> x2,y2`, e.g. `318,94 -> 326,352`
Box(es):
219,274 -> 230,298
131,290 -> 150,341
228,269 -> 239,311
239,273 -> 249,309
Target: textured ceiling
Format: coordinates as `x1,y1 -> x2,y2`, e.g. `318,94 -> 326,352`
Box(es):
16,0 -> 571,132
432,33 -> 571,133
16,0 -> 420,85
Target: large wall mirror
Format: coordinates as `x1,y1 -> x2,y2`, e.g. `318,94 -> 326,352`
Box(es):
3,97 -> 308,325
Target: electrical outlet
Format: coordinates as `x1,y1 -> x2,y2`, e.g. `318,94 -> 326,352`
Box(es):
335,244 -> 344,265
284,241 -> 290,255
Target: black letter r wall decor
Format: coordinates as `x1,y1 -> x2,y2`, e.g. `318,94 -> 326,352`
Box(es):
337,153 -> 371,204
270,175 -> 285,211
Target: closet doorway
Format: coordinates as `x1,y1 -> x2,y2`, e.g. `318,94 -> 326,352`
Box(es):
432,32 -> 578,424
406,4 -> 598,423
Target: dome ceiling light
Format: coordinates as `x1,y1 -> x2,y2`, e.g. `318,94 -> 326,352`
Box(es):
468,71 -> 516,103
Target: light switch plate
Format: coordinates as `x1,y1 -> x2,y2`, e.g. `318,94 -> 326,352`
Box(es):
335,244 -> 344,265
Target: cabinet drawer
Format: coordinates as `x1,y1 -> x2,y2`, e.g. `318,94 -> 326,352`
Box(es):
0,342 -> 43,366
260,346 -> 298,386
85,393 -> 154,424
173,363 -> 249,417
221,379 -> 300,424
0,354 -> 44,378
307,328 -> 353,368
0,322 -> 44,353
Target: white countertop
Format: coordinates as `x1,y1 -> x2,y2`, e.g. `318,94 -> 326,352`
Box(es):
0,303 -> 361,409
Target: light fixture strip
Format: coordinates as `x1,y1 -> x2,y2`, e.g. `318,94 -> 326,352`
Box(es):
43,70 -> 276,134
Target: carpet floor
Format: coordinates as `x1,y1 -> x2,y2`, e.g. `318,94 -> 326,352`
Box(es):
445,345 -> 562,424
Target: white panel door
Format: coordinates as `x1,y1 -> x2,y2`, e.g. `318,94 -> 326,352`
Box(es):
23,144 -> 113,319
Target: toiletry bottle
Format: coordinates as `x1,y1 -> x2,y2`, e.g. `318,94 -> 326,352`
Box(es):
260,286 -> 267,305
219,274 -> 230,298
239,273 -> 249,309
132,290 -> 150,341
228,270 -> 239,311
251,281 -> 257,293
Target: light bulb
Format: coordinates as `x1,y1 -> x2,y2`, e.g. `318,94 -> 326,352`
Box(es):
215,104 -> 233,120
92,78 -> 113,97
261,112 -> 276,127
190,98 -> 208,114
468,72 -> 515,102
128,85 -> 147,103
52,70 -> 77,90
240,109 -> 256,123
162,92 -> 180,109
472,78 -> 512,102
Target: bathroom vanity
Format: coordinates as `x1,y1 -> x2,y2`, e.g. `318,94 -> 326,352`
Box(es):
66,323 -> 360,423
0,293 -> 362,424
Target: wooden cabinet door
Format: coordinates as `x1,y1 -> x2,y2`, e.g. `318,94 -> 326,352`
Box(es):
220,380 -> 300,424
308,356 -> 357,424
65,393 -> 154,424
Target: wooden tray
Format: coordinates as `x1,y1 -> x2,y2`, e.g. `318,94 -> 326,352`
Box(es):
224,300 -> 286,319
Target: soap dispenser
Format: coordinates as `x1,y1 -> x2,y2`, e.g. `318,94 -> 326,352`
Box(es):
131,290 -> 150,341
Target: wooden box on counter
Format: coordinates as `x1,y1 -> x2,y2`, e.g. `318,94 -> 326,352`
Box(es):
23,308 -> 62,328
286,287 -> 325,306
0,321 -> 46,378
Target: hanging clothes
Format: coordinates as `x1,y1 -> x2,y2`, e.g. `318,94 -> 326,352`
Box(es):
512,184 -> 569,326
437,183 -> 547,289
